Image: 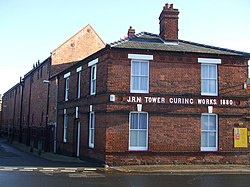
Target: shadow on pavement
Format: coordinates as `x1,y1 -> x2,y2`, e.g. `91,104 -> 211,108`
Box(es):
0,138 -> 103,168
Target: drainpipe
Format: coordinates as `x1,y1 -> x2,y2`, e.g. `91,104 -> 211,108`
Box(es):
19,78 -> 24,143
11,87 -> 17,144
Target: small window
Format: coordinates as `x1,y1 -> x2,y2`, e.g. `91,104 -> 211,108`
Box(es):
129,112 -> 148,151
131,60 -> 149,93
90,65 -> 96,95
201,113 -> 218,151
89,112 -> 95,148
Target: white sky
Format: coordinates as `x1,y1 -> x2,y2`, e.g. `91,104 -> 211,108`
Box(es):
0,0 -> 250,94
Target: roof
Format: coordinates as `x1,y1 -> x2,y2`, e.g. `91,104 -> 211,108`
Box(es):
108,32 -> 250,57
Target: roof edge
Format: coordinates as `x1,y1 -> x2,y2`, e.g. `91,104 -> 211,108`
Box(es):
109,31 -> 158,47
180,39 -> 250,58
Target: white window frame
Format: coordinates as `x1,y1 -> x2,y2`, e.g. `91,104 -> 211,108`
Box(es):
64,72 -> 70,101
75,106 -> 79,119
129,112 -> 148,151
198,58 -> 221,96
90,65 -> 97,95
65,77 -> 69,101
63,109 -> 67,143
89,111 -> 95,148
76,66 -> 82,99
201,64 -> 218,96
130,60 -> 149,93
201,113 -> 218,151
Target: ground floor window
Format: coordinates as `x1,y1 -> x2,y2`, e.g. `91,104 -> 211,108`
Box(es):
201,113 -> 218,151
129,112 -> 148,151
63,109 -> 67,143
89,112 -> 95,148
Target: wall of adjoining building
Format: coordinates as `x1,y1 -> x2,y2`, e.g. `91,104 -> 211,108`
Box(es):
1,24 -> 105,152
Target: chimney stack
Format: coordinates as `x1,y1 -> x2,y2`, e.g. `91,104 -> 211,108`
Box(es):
127,26 -> 135,37
159,3 -> 179,41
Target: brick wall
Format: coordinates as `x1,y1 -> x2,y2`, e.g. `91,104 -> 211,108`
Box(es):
50,24 -> 105,77
48,24 -> 105,129
51,47 -> 250,165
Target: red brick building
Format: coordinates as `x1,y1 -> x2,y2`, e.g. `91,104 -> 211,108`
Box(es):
55,4 -> 250,165
1,25 -> 105,150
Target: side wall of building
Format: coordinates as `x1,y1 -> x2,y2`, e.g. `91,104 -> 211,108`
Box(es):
103,49 -> 250,165
56,50 -> 109,161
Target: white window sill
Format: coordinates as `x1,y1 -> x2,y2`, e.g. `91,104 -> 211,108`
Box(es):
201,147 -> 218,152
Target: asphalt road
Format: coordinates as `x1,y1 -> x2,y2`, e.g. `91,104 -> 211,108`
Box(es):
1,170 -> 250,187
1,138 -> 250,187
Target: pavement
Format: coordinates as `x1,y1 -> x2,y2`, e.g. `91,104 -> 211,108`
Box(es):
11,140 -> 87,163
0,137 -> 103,172
111,164 -> 250,174
2,138 -> 250,174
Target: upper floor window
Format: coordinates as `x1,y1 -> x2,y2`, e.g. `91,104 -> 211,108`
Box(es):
88,58 -> 98,95
131,60 -> 149,93
90,65 -> 96,95
76,66 -> 82,99
199,58 -> 221,96
65,77 -> 69,101
64,72 -> 70,101
128,54 -> 153,93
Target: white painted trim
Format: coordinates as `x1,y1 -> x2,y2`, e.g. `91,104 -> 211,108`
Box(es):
88,58 -> 99,67
128,54 -> 153,60
198,58 -> 221,64
64,72 -> 70,78
137,104 -> 142,112
75,107 -> 79,118
110,94 -> 115,102
76,66 -> 82,72
208,106 -> 213,113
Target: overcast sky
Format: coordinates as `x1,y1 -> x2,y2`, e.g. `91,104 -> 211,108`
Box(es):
0,0 -> 250,94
